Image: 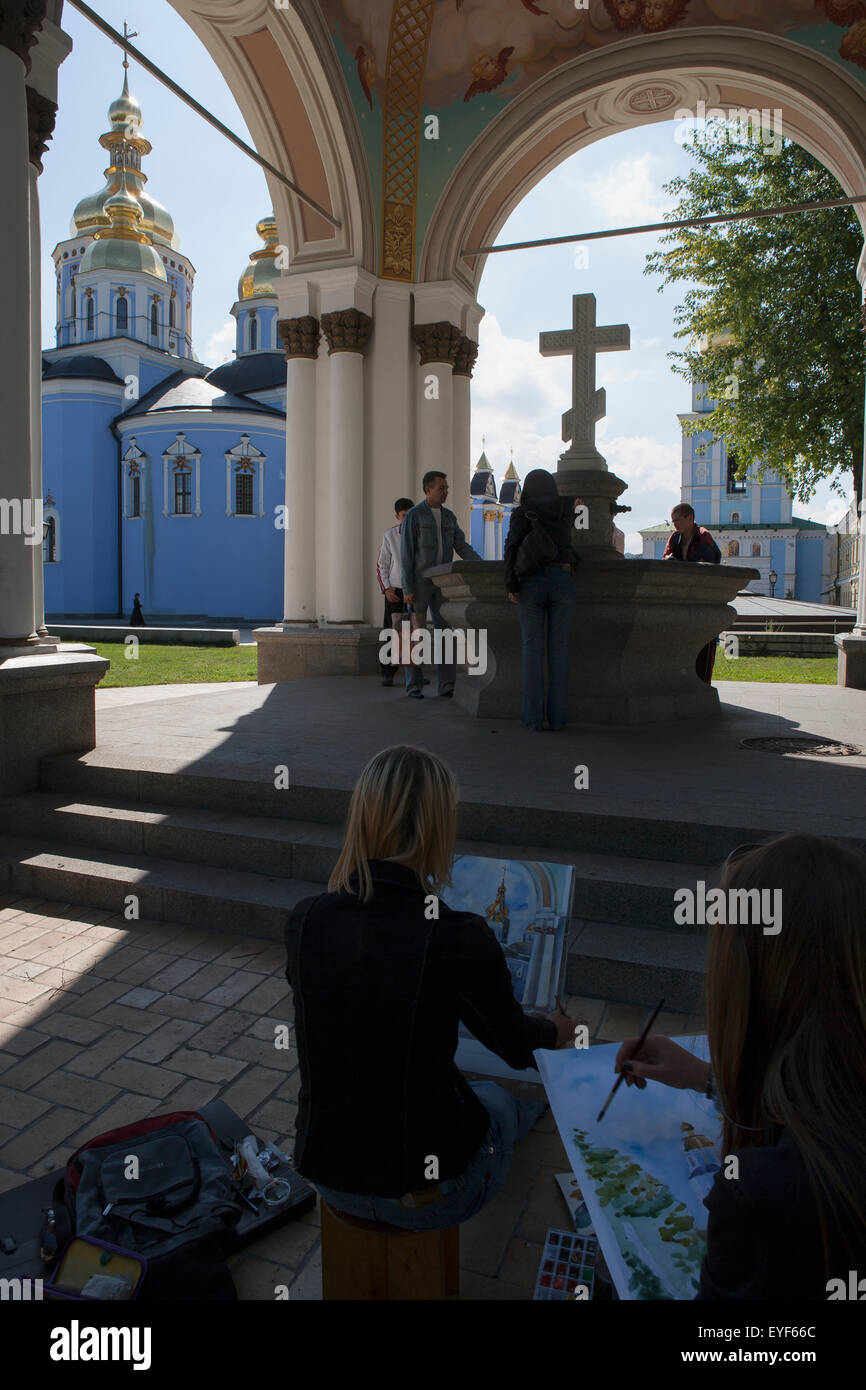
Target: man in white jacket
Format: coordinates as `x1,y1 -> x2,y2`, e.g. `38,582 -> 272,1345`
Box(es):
377,498 -> 415,686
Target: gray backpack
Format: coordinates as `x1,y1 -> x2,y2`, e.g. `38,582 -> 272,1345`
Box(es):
60,1111 -> 241,1259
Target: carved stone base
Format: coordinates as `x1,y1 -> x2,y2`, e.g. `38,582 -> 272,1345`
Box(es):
835,631 -> 866,689
254,625 -> 383,684
0,648 -> 109,797
553,467 -> 630,561
432,558 -> 759,725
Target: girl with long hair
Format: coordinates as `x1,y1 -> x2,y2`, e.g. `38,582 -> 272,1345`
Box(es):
284,744 -> 578,1230
615,833 -> 866,1298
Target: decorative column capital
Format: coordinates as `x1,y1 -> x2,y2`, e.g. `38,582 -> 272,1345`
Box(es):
0,0 -> 47,73
413,321 -> 462,367
25,83 -> 56,172
453,334 -> 479,378
278,315 -> 321,360
321,308 -> 373,356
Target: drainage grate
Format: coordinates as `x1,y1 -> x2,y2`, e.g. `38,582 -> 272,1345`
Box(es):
740,736 -> 862,757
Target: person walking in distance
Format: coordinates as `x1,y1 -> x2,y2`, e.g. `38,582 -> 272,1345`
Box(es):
377,498 -> 414,687
663,503 -> 722,683
401,471 -> 481,700
130,593 -> 146,627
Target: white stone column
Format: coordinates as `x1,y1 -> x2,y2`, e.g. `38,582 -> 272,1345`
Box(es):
413,321 -> 459,505
321,308 -> 373,623
452,333 -> 477,538
0,44 -> 38,650
29,161 -> 48,638
366,281 -> 414,623
835,243 -> 866,686
278,316 -> 320,622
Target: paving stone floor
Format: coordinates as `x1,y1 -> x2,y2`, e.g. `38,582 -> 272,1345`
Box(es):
0,893 -> 706,1300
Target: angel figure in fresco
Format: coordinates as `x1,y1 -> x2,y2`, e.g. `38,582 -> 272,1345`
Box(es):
816,0 -> 866,24
602,0 -> 644,30
840,17 -> 866,65
464,47 -> 515,102
355,45 -> 376,109
640,0 -> 692,31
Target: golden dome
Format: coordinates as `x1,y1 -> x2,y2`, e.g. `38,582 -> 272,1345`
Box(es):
71,73 -> 178,251
108,73 -> 143,135
238,215 -> 281,300
80,169 -> 167,281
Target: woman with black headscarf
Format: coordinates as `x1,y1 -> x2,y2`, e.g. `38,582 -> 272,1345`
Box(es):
503,468 -> 577,731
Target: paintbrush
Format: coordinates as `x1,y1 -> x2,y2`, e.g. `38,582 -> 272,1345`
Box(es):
596,997 -> 665,1123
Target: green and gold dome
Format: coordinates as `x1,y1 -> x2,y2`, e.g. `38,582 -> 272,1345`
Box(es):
71,70 -> 178,251
238,216 -> 281,300
79,168 -> 167,281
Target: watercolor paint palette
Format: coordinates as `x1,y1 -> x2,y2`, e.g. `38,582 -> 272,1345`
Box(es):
533,1228 -> 597,1301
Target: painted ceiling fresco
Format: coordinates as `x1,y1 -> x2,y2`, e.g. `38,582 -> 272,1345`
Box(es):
315,0 -> 866,279
325,0 -> 866,118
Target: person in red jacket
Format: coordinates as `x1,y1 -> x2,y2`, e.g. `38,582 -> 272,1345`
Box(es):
663,503 -> 722,682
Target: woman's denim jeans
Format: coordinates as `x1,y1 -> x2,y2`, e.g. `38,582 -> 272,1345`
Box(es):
518,568 -> 577,730
312,1081 -> 547,1231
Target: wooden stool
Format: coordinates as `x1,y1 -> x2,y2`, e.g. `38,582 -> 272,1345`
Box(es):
320,1200 -> 460,1300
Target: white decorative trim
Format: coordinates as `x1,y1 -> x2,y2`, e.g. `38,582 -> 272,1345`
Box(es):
162,431 -> 201,517
225,434 -> 266,517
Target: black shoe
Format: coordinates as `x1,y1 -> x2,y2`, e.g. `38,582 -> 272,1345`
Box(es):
439,689 -> 454,699
408,689 -> 424,699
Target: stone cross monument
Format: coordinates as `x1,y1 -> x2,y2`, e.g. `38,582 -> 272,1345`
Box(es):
539,292 -> 632,556
539,294 -> 630,470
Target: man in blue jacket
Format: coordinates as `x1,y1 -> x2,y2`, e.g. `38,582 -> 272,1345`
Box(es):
401,471 -> 481,699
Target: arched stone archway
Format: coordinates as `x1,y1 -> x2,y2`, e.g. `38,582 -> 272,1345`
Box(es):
418,34 -> 866,291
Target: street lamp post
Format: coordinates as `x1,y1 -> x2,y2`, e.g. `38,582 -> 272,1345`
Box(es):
768,568 -> 778,598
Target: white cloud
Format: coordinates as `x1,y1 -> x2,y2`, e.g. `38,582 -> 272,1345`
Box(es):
559,153 -> 667,230
203,319 -> 236,368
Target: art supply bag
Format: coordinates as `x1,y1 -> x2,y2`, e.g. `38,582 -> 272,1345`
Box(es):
514,508 -> 559,579
52,1112 -> 241,1300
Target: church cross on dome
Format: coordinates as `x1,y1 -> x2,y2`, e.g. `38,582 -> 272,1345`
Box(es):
121,22 -> 139,74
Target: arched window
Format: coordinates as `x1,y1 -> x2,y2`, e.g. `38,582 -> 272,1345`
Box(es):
43,515 -> 57,564
70,284 -> 76,320
174,465 -> 192,514
249,316 -> 258,351
169,297 -> 176,329
116,296 -> 128,332
86,296 -> 94,332
731,511 -> 740,524
751,542 -> 761,557
151,301 -> 159,337
726,539 -> 740,558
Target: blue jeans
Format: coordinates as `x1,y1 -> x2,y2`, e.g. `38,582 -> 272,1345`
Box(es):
518,568 -> 576,730
312,1081 -> 547,1231
405,586 -> 454,696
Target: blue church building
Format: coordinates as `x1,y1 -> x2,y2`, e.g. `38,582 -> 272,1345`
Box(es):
469,445 -> 521,559
42,66 -> 287,621
640,380 -> 831,600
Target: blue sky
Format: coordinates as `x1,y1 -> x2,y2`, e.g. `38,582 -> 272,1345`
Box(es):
40,0 -> 851,551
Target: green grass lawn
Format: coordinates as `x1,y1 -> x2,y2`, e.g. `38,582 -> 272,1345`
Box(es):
83,643 -> 258,688
713,654 -> 837,684
78,641 -> 839,689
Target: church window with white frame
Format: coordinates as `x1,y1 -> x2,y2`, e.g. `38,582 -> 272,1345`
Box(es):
163,433 -> 201,517
122,438 -> 146,519
42,504 -> 60,564
225,435 -> 266,518
116,292 -> 128,333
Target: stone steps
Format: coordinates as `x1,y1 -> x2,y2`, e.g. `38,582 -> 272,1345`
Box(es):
0,835 -> 319,943
39,753 -> 834,865
566,920 -> 706,1014
0,792 -> 716,933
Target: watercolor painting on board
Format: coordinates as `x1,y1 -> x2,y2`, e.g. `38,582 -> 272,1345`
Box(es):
447,855 -> 574,1079
536,1036 -> 721,1300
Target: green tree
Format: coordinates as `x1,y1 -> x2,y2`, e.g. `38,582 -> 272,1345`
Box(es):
645,128 -> 864,505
